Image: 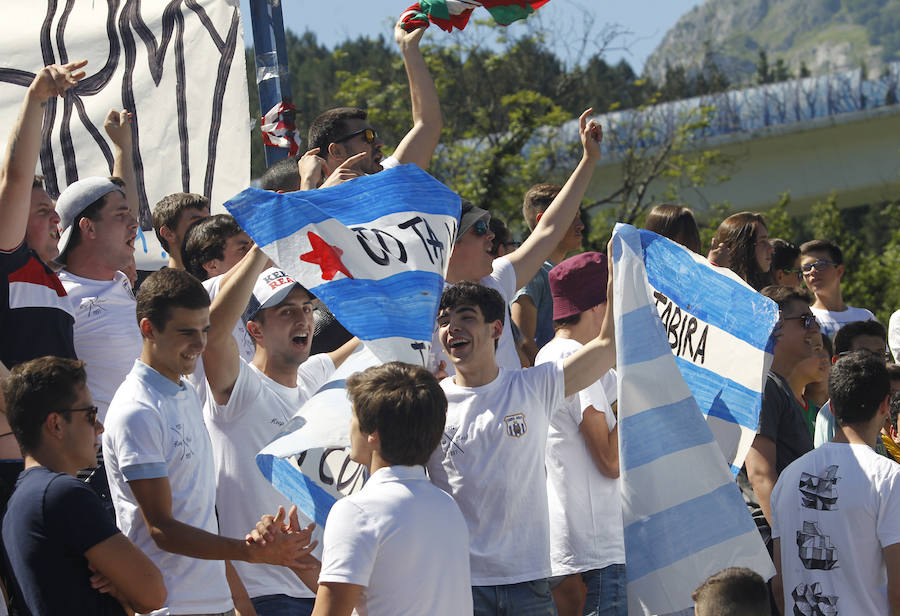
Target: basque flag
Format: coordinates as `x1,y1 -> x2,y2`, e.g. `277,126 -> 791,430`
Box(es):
612,224 -> 776,615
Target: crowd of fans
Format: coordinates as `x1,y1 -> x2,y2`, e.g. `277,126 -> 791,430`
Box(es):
1,19 -> 899,616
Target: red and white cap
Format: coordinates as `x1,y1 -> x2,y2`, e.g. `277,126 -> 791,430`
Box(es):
252,267 -> 300,312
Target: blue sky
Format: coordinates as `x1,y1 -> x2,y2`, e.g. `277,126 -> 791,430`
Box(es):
239,0 -> 702,75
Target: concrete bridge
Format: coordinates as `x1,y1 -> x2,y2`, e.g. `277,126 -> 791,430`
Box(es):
565,62 -> 900,216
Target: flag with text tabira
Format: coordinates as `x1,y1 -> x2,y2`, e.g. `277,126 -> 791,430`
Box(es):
400,1 -> 551,33
224,164 -> 461,526
612,223 -> 777,616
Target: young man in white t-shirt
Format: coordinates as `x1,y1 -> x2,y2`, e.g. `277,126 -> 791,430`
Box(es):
433,109 -> 604,372
202,245 -> 358,616
307,362 -> 471,616
800,239 -> 875,340
428,276 -> 615,616
55,177 -> 141,421
535,252 -> 625,616
771,352 -> 900,614
103,268 -> 317,616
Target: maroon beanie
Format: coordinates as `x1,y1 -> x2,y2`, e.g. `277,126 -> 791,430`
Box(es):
549,252 -> 609,320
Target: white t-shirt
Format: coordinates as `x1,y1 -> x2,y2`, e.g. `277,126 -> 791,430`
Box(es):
319,465 -> 472,616
188,274 -> 258,404
814,401 -> 835,447
536,337 -> 625,576
103,360 -> 231,616
771,442 -> 900,615
427,362 -> 565,585
203,356 -> 334,599
810,305 -> 875,340
59,270 -> 142,421
432,257 -> 521,376
888,309 -> 900,362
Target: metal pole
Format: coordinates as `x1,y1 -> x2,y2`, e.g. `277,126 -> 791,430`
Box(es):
248,0 -> 295,167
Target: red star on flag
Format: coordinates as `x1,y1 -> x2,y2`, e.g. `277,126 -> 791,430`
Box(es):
300,231 -> 354,281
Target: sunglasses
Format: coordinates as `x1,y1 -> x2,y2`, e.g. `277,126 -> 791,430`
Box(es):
471,220 -> 489,236
58,405 -> 99,426
782,314 -> 818,329
333,127 -> 378,145
801,259 -> 838,274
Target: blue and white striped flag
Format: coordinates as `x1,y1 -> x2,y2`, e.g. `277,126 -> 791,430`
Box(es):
225,164 -> 460,365
224,164 -> 461,526
612,223 -> 776,615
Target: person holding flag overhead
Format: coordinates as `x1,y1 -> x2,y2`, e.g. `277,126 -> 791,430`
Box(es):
201,244 -> 358,616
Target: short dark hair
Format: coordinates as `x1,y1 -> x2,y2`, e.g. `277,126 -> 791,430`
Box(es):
259,155 -> 303,192
439,282 -> 505,327
3,357 -> 86,454
643,204 -> 702,254
346,362 -> 447,466
887,363 -> 900,382
32,175 -> 45,190
770,238 -> 800,272
152,193 -> 210,252
488,216 -> 510,256
692,567 -> 770,616
182,214 -> 244,280
553,313 -> 582,328
800,239 -> 843,265
522,183 -> 561,230
307,107 -> 368,153
136,268 -> 210,332
759,285 -> 812,312
833,320 -> 886,355
829,352 -> 890,425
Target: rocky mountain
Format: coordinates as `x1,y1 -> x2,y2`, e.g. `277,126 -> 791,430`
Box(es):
643,0 -> 900,85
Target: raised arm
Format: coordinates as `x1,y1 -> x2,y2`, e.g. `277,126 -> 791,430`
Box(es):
105,109 -> 139,219
505,109 -> 602,290
388,22 -> 442,169
0,61 -> 86,251
85,533 -> 167,614
563,301 -> 615,397
203,244 -> 270,405
563,260 -> 615,397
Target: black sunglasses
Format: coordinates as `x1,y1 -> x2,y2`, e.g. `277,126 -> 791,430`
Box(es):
57,405 -> 99,426
333,127 -> 378,145
801,259 -> 838,274
471,220 -> 489,236
782,314 -> 818,330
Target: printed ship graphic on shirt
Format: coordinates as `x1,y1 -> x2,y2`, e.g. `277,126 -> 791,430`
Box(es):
792,582 -> 838,616
797,521 -> 838,570
799,465 -> 840,510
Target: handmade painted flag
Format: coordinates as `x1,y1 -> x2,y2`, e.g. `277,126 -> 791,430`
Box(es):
612,223 -> 776,615
639,226 -> 778,474
0,1 -> 249,269
400,0 -> 551,33
225,163 -> 461,366
256,345 -> 382,527
224,164 -> 461,526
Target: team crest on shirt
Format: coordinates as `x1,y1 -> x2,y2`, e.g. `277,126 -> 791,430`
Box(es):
504,413 -> 527,438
